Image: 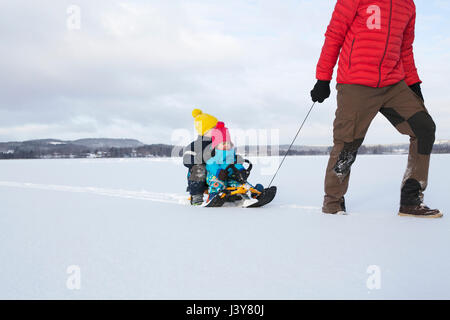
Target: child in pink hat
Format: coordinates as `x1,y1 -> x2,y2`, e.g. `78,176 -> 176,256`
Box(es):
205,122 -> 258,203
211,121 -> 232,150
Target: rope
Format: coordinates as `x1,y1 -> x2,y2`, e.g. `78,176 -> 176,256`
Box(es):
268,102 -> 316,187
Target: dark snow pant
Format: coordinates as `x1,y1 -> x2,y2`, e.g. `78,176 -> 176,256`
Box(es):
323,80 -> 436,213
187,164 -> 207,196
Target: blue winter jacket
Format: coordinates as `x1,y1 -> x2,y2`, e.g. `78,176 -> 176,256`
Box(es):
206,149 -> 244,179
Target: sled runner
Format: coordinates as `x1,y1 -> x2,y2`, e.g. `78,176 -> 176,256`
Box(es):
246,186 -> 277,208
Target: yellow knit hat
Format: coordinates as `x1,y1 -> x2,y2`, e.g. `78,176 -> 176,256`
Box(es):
192,109 -> 218,136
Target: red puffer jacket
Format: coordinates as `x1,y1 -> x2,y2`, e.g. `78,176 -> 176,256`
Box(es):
316,0 -> 421,88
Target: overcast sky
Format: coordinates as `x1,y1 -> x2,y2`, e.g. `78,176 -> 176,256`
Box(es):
1,0 -> 449,145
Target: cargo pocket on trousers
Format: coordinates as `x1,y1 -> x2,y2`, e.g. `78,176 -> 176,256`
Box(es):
334,84 -> 357,142
333,109 -> 357,143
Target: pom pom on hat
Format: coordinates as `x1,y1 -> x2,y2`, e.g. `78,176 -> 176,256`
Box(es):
191,109 -> 218,136
215,121 -> 225,129
192,109 -> 203,118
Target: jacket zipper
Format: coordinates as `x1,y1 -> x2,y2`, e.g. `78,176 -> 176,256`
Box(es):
348,37 -> 356,70
377,0 -> 393,87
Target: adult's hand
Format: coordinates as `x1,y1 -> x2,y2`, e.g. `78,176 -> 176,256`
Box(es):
310,80 -> 331,103
409,82 -> 424,102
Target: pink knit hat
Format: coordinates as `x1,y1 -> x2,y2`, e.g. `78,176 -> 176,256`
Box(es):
211,121 -> 231,149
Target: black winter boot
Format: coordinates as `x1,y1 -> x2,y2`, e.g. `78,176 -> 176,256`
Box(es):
399,179 -> 442,218
399,204 -> 443,218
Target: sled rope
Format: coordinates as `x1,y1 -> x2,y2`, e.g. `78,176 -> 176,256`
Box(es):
268,102 -> 316,187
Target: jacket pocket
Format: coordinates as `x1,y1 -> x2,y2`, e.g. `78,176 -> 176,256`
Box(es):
348,37 -> 356,70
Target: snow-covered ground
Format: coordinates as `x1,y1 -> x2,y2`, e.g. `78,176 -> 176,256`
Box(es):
0,155 -> 449,299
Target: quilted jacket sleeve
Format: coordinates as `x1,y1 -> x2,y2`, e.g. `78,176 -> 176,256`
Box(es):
401,11 -> 421,85
316,0 -> 359,81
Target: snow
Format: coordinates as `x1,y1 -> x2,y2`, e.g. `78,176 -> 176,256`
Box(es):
0,155 -> 449,299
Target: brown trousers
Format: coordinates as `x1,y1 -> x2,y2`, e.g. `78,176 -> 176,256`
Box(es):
323,80 -> 436,213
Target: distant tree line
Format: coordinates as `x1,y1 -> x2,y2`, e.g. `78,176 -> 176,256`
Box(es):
432,143 -> 450,154
0,144 -> 179,159
1,142 -> 449,160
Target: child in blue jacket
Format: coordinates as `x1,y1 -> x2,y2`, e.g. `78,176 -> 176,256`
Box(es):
206,122 -> 252,201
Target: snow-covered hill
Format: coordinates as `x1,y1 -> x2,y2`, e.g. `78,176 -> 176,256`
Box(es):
0,155 -> 448,299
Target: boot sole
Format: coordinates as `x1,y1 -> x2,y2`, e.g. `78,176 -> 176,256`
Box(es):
398,212 -> 443,218
323,211 -> 347,215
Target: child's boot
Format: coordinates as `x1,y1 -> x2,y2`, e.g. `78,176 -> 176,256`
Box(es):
190,194 -> 204,206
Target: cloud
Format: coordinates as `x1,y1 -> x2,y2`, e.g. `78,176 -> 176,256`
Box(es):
0,0 -> 449,145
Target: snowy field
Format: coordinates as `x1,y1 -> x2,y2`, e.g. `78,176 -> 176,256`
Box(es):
0,154 -> 449,300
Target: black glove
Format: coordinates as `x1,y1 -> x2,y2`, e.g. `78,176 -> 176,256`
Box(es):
230,169 -> 248,184
311,80 -> 331,103
409,82 -> 424,102
218,169 -> 228,181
